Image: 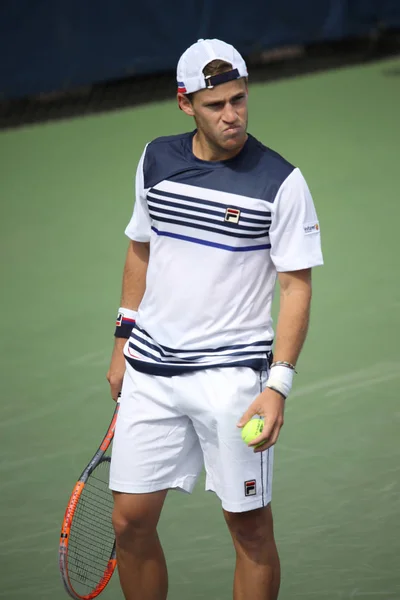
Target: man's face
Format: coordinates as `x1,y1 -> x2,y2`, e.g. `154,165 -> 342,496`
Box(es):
179,78 -> 248,155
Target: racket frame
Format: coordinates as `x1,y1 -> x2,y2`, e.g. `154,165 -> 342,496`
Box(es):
59,401 -> 120,600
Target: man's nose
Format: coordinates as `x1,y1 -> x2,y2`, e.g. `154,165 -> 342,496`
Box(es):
222,103 -> 237,123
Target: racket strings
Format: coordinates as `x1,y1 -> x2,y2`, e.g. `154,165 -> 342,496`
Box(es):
70,573 -> 106,588
68,540 -> 112,570
74,504 -> 115,537
71,521 -> 113,549
68,458 -> 115,596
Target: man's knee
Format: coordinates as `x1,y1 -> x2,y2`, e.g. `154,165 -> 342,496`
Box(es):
112,505 -> 150,542
112,490 -> 167,545
224,504 -> 276,554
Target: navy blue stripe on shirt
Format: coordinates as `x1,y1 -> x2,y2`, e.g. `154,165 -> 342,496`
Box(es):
147,195 -> 271,225
148,206 -> 269,233
128,343 -> 270,365
149,215 -> 269,239
150,187 -> 270,217
151,226 -> 271,251
132,326 -> 272,355
125,355 -> 270,377
128,344 -> 193,364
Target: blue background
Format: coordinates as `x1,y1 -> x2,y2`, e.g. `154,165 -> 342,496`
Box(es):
1,0 -> 400,99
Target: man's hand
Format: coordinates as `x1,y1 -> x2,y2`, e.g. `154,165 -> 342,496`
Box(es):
106,338 -> 126,401
237,387 -> 285,452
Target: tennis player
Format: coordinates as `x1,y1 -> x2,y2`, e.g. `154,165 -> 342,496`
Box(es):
107,38 -> 323,600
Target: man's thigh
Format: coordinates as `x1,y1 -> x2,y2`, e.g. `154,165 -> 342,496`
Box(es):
110,365 -> 203,494
112,489 -> 168,532
179,367 -> 274,512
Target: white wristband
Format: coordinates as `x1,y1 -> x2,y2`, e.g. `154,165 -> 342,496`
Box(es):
266,365 -> 295,399
117,307 -> 138,321
115,307 -> 138,338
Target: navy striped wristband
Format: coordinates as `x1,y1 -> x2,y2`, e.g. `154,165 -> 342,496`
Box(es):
114,308 -> 137,339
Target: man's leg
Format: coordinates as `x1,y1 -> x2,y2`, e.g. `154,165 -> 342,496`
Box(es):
224,504 -> 280,600
112,490 -> 168,600
110,366 -> 203,598
183,368 -> 279,599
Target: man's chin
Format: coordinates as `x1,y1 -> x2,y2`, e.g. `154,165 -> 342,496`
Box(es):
221,133 -> 246,151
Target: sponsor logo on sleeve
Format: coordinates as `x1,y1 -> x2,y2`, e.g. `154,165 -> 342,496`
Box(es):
303,222 -> 320,235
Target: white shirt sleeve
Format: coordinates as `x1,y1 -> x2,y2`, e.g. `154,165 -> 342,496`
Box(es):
269,168 -> 324,272
125,146 -> 151,242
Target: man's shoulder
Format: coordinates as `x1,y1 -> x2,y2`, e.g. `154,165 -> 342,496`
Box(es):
247,135 -> 295,183
142,132 -> 192,188
147,132 -> 191,152
226,135 -> 297,203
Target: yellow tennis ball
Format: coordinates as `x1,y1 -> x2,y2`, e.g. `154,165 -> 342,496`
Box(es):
241,418 -> 264,445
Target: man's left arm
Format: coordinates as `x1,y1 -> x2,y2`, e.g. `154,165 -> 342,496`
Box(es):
273,268 -> 312,365
237,268 -> 312,452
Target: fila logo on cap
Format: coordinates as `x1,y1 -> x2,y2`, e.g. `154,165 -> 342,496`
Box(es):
244,479 -> 257,497
225,208 -> 241,224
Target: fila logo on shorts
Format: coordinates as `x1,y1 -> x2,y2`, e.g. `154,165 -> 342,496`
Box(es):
224,207 -> 241,224
244,479 -> 257,496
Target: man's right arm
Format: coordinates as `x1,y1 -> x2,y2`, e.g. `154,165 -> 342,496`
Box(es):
106,240 -> 150,400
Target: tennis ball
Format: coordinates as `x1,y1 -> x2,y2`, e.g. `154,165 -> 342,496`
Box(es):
241,418 -> 264,445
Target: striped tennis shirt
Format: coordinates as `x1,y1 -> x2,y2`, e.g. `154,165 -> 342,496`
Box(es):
123,131 -> 323,376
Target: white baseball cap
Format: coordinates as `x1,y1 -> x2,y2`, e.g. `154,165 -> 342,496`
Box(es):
176,38 -> 248,94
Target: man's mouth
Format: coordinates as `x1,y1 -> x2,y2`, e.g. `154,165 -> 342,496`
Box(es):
224,125 -> 241,134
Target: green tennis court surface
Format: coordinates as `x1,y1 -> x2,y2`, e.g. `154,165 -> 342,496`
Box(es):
1,57 -> 399,599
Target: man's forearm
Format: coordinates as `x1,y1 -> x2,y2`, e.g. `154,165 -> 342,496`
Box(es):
273,270 -> 312,366
120,241 -> 150,310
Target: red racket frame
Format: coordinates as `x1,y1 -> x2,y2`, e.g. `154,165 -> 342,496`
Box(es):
59,402 -> 119,599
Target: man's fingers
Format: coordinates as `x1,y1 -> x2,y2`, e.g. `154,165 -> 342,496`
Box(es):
253,422 -> 283,453
107,344 -> 126,401
111,382 -> 123,402
237,405 -> 259,428
248,420 -> 274,447
108,375 -> 123,402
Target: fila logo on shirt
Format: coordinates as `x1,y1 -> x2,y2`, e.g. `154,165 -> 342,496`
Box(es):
224,207 -> 241,224
244,479 -> 257,496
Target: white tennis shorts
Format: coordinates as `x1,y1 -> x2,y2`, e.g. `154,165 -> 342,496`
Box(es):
110,364 -> 274,513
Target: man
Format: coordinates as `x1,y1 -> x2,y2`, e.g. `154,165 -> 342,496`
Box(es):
107,38 -> 323,600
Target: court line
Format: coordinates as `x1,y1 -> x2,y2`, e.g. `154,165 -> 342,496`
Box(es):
0,383 -> 105,430
350,591 -> 399,598
68,350 -> 109,366
325,371 -> 400,397
292,593 -> 398,599
0,527 -> 57,549
289,361 -> 400,400
0,545 -> 55,557
0,446 -> 86,473
0,583 -> 59,598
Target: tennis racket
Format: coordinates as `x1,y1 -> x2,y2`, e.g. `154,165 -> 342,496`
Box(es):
59,399 -> 120,599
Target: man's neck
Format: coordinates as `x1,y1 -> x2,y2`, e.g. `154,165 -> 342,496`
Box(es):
192,131 -> 247,162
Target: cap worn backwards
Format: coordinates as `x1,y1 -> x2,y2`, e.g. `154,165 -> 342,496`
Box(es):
176,38 -> 248,94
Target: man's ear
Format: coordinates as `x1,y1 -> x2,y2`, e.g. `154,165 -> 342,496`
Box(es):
178,93 -> 195,116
